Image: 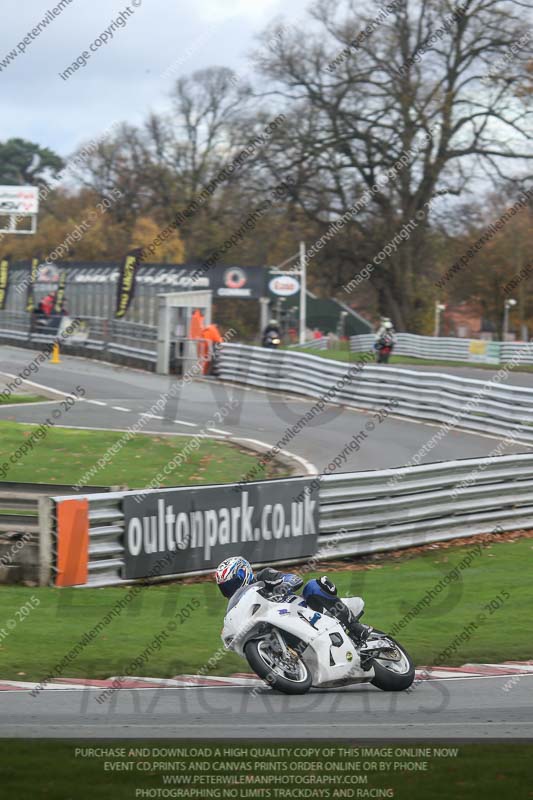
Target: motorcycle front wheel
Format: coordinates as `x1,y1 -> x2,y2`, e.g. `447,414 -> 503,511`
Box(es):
245,630 -> 312,695
366,631 -> 415,691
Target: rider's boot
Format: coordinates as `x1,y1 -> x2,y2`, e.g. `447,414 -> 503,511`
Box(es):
331,599 -> 373,646
305,577 -> 373,646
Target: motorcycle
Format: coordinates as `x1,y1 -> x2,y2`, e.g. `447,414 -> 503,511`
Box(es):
262,331 -> 281,349
221,582 -> 415,695
374,334 -> 394,364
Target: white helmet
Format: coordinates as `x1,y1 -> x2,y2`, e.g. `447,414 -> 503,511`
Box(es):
215,556 -> 254,599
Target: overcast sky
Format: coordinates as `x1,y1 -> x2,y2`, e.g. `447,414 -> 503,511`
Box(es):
1,0 -> 311,159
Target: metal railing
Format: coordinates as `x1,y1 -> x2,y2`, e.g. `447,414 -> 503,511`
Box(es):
0,311 -> 157,366
0,482 -> 112,585
318,453 -> 533,558
50,451 -> 533,586
287,338 -> 329,351
350,332 -> 533,365
217,343 -> 533,444
53,491 -> 126,588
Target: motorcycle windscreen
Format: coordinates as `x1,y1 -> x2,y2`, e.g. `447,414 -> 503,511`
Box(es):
226,583 -> 256,610
219,576 -> 248,599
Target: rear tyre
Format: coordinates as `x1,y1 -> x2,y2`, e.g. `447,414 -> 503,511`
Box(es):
244,632 -> 312,695
367,631 -> 415,691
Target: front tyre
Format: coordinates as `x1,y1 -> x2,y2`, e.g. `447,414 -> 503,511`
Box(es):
366,632 -> 415,691
244,632 -> 312,695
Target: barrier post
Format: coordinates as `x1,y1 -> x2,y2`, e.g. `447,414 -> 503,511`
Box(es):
50,342 -> 61,364
38,496 -> 53,586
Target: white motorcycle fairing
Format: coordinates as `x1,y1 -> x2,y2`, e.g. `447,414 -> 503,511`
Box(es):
221,583 -> 375,688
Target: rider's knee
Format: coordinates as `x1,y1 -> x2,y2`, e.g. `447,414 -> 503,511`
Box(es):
302,576 -> 338,605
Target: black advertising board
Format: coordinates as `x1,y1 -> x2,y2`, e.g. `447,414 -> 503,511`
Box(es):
11,261 -> 269,299
210,265 -> 268,299
122,478 -> 319,580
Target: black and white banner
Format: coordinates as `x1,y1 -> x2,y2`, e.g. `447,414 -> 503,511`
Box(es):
122,478 -> 319,579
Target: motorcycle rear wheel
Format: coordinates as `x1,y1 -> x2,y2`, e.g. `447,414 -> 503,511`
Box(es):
245,632 -> 312,695
367,631 -> 415,691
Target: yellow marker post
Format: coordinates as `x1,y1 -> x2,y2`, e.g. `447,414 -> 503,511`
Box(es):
50,343 -> 61,364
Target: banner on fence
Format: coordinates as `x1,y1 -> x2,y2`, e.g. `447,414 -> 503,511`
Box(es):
468,340 -> 501,364
122,478 -> 319,579
0,255 -> 10,310
53,270 -> 67,314
115,249 -> 141,319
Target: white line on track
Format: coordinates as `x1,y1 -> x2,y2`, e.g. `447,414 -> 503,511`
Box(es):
235,437 -> 318,476
0,400 -> 60,409
112,406 -> 131,412
0,372 -> 70,398
174,420 -> 198,427
86,400 -> 107,407
2,672 -> 532,695
207,427 -> 231,435
112,721 -> 533,729
26,423 -> 224,439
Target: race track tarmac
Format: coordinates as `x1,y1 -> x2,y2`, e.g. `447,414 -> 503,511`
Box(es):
1,676 -> 531,739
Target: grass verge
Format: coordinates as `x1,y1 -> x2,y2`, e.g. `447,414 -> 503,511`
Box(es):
0,421 -> 287,487
287,346 -> 533,372
0,536 -> 530,682
0,395 -> 46,405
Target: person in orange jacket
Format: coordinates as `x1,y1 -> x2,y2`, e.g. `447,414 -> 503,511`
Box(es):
200,323 -> 223,374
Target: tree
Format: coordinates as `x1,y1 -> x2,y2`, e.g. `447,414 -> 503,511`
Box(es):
0,138 -> 64,186
440,191 -> 533,337
252,0 -> 533,330
130,216 -> 185,263
71,67 -> 251,229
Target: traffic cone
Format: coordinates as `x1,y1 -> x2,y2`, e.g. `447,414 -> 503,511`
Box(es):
50,343 -> 61,364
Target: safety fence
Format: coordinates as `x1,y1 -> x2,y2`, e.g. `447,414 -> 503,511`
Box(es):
287,338 -> 329,351
0,482 -> 112,585
50,477 -> 321,588
0,311 -> 157,368
33,451 -> 533,586
350,332 -> 533,365
217,343 -> 533,444
318,453 -> 533,558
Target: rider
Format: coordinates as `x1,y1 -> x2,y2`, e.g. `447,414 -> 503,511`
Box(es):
375,317 -> 395,343
263,318 -> 280,337
215,556 -> 371,646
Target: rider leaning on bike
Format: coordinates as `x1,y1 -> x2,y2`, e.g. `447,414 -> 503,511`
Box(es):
215,556 -> 371,646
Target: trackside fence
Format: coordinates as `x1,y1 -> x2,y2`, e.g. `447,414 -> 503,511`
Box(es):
350,332 -> 533,366
216,343 -> 533,444
0,311 -> 157,368
45,452 -> 533,586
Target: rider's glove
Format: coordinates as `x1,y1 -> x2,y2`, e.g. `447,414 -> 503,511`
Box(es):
317,576 -> 337,596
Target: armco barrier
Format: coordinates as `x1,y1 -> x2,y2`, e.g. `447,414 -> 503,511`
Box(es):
0,311 -> 157,369
350,332 -> 533,366
49,452 -> 533,586
217,342 -> 533,444
288,338 -> 329,351
318,453 -> 533,558
51,477 -> 321,587
0,483 -> 114,585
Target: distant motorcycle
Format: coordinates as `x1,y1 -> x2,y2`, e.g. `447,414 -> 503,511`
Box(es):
221,582 -> 415,695
374,334 -> 394,364
262,331 -> 281,349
